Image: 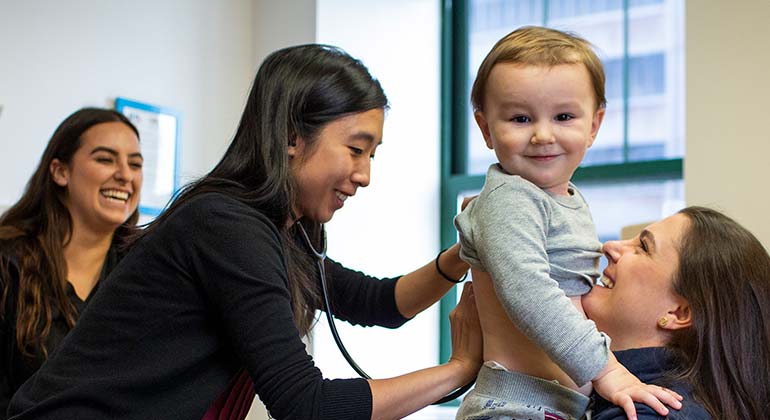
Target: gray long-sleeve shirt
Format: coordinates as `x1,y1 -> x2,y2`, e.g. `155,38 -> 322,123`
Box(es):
454,164 -> 610,386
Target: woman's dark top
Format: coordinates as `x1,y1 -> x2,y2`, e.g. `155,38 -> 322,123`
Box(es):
8,192 -> 409,420
590,347 -> 710,419
0,240 -> 118,420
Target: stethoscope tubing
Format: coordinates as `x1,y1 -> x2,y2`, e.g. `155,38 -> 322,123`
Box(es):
297,222 -> 474,405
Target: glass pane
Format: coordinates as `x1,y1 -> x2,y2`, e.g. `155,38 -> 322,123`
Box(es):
464,0 -> 684,174
630,0 -> 664,7
627,0 -> 685,161
549,0 -> 623,20
584,101 -> 624,165
548,0 -> 626,166
577,179 -> 684,242
467,0 -> 544,175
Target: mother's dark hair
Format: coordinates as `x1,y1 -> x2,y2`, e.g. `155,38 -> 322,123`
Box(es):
0,107 -> 140,357
137,44 -> 388,334
669,206 -> 770,419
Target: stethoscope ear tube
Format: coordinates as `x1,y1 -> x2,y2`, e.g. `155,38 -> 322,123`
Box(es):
317,257 -> 372,380
298,222 -> 475,405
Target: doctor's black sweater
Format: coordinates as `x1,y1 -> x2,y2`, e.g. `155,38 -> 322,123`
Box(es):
8,192 -> 408,420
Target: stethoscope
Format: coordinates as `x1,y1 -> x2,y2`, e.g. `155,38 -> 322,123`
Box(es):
297,222 -> 474,405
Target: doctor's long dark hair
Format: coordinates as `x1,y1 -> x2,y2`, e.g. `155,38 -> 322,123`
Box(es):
134,45 -> 387,335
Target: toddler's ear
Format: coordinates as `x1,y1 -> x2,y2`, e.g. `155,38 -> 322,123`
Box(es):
474,111 -> 494,150
588,107 -> 606,147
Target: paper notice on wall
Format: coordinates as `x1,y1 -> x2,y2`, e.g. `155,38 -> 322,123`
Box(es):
120,104 -> 178,213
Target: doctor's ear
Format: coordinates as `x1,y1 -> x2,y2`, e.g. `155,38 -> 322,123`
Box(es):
288,135 -> 301,159
49,158 -> 70,187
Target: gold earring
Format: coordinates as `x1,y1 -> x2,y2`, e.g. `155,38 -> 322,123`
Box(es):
658,317 -> 669,327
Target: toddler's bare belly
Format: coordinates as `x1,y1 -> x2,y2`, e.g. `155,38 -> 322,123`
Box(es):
472,269 -> 592,396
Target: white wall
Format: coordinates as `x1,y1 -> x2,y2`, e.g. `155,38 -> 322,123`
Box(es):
0,0 -> 258,205
313,1 -> 450,419
314,0 -> 441,378
0,2 -> 314,419
253,0 -> 316,66
685,0 -> 770,249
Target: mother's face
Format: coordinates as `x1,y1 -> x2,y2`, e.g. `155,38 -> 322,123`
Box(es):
582,213 -> 692,350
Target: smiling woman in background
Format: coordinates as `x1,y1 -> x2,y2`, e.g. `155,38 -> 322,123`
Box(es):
0,108 -> 143,418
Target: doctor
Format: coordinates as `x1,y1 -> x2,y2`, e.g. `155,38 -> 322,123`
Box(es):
9,44 -> 479,420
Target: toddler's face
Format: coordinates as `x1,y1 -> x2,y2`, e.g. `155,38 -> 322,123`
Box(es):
475,63 -> 604,195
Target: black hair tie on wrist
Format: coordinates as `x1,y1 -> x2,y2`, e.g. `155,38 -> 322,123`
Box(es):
435,248 -> 468,284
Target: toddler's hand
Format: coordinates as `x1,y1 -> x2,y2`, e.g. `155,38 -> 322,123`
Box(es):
592,354 -> 683,420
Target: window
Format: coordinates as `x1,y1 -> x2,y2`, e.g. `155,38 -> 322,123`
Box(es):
438,0 -> 685,384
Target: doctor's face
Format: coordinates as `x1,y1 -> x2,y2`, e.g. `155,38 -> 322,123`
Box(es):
289,108 -> 384,223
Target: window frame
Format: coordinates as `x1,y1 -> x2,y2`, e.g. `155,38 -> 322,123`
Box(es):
437,0 -> 683,378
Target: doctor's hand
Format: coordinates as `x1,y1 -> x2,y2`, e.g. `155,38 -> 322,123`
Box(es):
447,282 -> 483,383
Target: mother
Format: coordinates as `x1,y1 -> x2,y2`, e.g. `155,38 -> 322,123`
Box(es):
8,44 -> 478,420
583,206 -> 770,419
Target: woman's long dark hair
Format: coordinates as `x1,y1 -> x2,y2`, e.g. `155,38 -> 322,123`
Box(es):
134,45 -> 388,335
0,108 -> 140,357
669,206 -> 770,419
